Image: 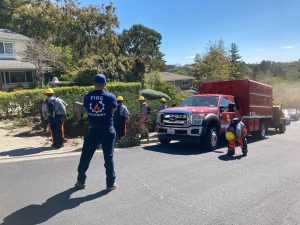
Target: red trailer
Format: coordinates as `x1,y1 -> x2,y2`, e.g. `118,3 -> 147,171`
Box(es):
199,79 -> 273,135
157,79 -> 277,150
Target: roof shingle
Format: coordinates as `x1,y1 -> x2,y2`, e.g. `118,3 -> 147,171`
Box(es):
0,60 -> 35,70
0,29 -> 32,41
160,72 -> 196,82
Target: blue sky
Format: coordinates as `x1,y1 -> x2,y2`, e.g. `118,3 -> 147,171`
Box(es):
81,0 -> 300,65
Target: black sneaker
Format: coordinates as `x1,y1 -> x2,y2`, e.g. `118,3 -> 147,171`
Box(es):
75,181 -> 85,189
242,150 -> 248,157
227,150 -> 235,156
106,181 -> 117,191
52,144 -> 64,149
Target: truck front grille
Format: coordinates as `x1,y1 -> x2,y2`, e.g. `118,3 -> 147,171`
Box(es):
162,113 -> 189,127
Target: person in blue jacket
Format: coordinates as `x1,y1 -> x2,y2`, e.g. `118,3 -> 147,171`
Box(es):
75,74 -> 117,191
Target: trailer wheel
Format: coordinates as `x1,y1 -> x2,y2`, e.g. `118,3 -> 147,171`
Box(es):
253,122 -> 267,139
279,123 -> 286,134
204,126 -> 219,151
159,139 -> 171,146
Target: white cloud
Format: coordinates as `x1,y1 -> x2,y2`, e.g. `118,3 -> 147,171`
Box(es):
281,45 -> 296,49
185,55 -> 195,59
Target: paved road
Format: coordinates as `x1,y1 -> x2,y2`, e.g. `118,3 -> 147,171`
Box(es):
1,122 -> 300,225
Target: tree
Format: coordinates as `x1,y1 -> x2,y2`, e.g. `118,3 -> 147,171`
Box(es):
73,54 -> 135,85
12,0 -> 120,60
0,0 -> 31,28
20,40 -> 67,87
119,24 -> 165,71
195,40 -> 231,81
229,43 -> 242,79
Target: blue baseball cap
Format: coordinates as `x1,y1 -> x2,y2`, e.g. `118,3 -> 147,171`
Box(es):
94,73 -> 106,84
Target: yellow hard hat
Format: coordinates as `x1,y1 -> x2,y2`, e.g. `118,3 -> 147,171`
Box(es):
44,88 -> 54,95
138,96 -> 145,101
117,96 -> 124,101
160,98 -> 166,103
225,131 -> 235,141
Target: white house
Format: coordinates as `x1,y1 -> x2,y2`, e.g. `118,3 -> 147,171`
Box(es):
0,29 -> 36,91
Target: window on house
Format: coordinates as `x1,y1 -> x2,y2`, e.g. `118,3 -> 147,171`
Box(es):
4,43 -> 13,54
0,71 -> 34,84
5,72 -> 10,83
26,72 -> 33,82
0,42 -> 14,54
182,80 -> 190,86
10,72 -> 27,83
0,44 -> 4,54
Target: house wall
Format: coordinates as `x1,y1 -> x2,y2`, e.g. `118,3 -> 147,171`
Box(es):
14,40 -> 28,59
0,38 -> 36,91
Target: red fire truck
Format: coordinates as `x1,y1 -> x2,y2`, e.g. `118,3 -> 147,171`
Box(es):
157,79 -> 285,150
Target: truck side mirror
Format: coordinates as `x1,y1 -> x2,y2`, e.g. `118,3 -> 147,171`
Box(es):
220,106 -> 226,113
228,103 -> 235,112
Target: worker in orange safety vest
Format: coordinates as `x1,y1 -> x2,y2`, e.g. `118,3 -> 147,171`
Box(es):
225,118 -> 248,156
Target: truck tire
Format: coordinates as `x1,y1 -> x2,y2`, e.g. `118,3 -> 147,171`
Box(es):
253,122 -> 267,139
279,123 -> 286,134
203,126 -> 219,151
159,139 -> 171,146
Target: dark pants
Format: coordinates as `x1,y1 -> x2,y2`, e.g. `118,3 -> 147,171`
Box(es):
40,116 -> 48,132
48,116 -> 63,148
77,126 -> 116,185
114,117 -> 126,138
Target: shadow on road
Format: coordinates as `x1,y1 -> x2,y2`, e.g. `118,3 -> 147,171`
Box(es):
143,141 -> 224,155
13,130 -> 48,138
218,154 -> 244,161
1,187 -> 110,225
143,135 -> 267,156
0,147 -> 53,157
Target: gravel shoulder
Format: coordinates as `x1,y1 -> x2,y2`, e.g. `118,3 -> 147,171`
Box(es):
0,120 -> 83,159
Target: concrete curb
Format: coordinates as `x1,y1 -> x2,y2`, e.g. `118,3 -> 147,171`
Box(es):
0,133 -> 160,163
0,140 -> 161,163
0,147 -> 82,161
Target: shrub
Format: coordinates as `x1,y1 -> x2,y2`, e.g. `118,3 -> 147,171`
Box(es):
64,116 -> 89,137
140,89 -> 170,100
117,114 -> 142,148
0,82 -> 141,119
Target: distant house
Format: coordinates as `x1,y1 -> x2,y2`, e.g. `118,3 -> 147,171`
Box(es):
160,72 -> 196,90
0,29 -> 35,91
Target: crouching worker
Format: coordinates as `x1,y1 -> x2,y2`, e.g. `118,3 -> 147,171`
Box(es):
43,88 -> 66,149
114,96 -> 129,138
225,118 -> 248,156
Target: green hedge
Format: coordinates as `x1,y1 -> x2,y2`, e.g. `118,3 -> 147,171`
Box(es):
0,81 -> 184,138
0,82 -> 141,119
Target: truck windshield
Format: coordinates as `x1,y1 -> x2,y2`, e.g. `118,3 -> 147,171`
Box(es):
180,96 -> 219,107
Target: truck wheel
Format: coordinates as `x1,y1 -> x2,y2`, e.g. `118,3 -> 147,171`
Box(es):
159,139 -> 171,146
253,122 -> 266,139
204,126 -> 219,151
279,123 -> 286,134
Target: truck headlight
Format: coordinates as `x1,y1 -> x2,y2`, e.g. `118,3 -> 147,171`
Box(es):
157,112 -> 163,124
192,113 -> 205,125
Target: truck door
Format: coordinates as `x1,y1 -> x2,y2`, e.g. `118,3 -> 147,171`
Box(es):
219,96 -> 235,133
